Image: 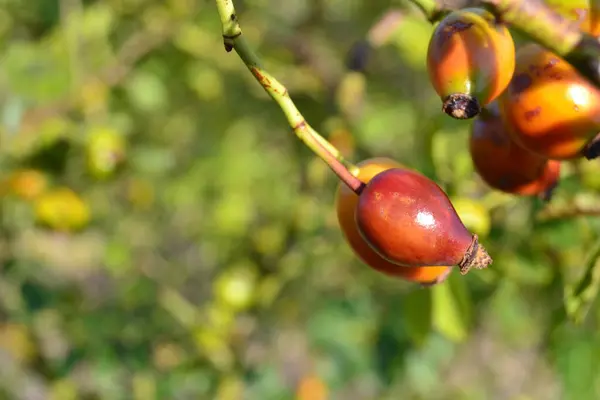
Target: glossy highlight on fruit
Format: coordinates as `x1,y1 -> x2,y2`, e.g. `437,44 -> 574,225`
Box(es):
355,167 -> 492,275
336,158 -> 452,285
427,7 -> 515,120
470,102 -> 561,198
499,43 -> 600,160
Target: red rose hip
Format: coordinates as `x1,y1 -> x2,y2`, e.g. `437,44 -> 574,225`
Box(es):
470,102 -> 562,198
355,168 -> 492,275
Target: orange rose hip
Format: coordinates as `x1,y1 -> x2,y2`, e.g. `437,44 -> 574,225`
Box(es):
470,102 -> 561,198
427,7 -> 515,120
499,43 -> 600,160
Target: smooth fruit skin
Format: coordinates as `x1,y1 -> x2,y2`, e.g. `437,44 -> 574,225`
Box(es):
427,7 -> 515,119
355,168 -> 491,274
336,158 -> 452,284
470,102 -> 562,197
499,43 -> 600,160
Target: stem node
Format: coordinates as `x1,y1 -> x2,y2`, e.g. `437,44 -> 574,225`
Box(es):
215,0 -> 361,193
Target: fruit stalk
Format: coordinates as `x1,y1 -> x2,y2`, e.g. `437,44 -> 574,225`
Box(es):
215,0 -> 364,193
408,0 -> 600,89
537,203 -> 600,222
409,0 -> 449,22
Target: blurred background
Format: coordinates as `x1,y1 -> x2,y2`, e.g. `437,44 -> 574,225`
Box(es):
1,0 -> 600,399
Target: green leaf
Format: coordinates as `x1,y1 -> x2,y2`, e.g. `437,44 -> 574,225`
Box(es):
391,16 -> 434,70
399,287 -> 432,346
552,325 -> 600,400
565,238 -> 600,324
3,41 -> 71,103
125,71 -> 168,113
432,272 -> 472,342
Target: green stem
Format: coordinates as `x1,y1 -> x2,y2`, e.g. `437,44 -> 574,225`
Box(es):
566,238 -> 600,324
409,0 -> 447,22
215,0 -> 363,192
536,203 -> 600,222
407,0 -> 600,89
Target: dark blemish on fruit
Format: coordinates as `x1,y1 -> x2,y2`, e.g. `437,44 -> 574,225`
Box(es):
549,73 -> 563,80
511,73 -> 533,93
448,21 -> 474,32
441,21 -> 474,41
544,59 -> 558,70
524,106 -> 542,121
574,105 -> 580,112
528,64 -> 542,77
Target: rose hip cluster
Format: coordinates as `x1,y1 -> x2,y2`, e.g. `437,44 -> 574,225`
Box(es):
334,4 -> 600,286
427,6 -> 600,197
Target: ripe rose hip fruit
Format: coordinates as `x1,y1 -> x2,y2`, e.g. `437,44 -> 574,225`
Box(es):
427,7 -> 515,120
470,102 -> 561,197
499,43 -> 600,160
336,158 -> 452,285
355,168 -> 492,275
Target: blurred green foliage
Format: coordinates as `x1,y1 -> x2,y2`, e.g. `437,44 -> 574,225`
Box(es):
0,0 -> 600,399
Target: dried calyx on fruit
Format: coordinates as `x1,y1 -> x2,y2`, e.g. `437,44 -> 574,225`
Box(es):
354,167 -> 492,275
470,102 -> 561,199
427,7 -> 515,120
336,158 -> 452,286
499,43 -> 600,160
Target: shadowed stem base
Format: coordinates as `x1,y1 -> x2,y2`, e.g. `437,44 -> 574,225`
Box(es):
583,132 -> 600,160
